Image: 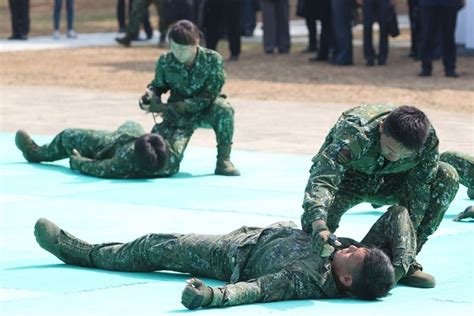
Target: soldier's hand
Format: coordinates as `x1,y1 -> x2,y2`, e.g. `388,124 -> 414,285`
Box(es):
138,88 -> 156,111
148,101 -> 166,113
181,278 -> 213,310
163,102 -> 185,122
311,221 -> 340,257
453,206 -> 474,222
71,149 -> 82,158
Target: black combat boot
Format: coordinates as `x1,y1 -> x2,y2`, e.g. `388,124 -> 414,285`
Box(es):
398,262 -> 435,288
15,130 -> 43,162
34,218 -> 94,268
215,144 -> 240,176
115,35 -> 131,47
467,188 -> 474,199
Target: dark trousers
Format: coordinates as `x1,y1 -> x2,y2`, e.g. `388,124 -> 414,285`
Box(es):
331,0 -> 352,64
240,0 -> 258,36
261,0 -> 290,53
362,0 -> 391,63
117,0 -> 153,37
53,0 -> 74,31
8,0 -> 30,37
420,5 -> 458,74
305,17 -> 317,50
408,0 -> 420,57
204,0 -> 242,57
317,0 -> 332,59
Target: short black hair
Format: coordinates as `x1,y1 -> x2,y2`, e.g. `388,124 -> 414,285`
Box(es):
167,20 -> 200,45
134,134 -> 168,171
350,248 -> 395,300
383,105 -> 431,151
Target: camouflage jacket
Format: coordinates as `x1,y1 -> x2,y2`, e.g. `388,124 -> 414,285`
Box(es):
302,104 -> 440,232
69,122 -> 182,178
207,221 -> 344,307
148,46 -> 225,117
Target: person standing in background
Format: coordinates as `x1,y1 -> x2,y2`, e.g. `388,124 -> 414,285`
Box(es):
53,0 -> 77,39
418,0 -> 464,77
261,0 -> 291,54
8,0 -> 30,40
330,0 -> 354,65
116,0 -> 154,40
203,0 -> 242,61
359,0 -> 393,66
297,0 -> 318,53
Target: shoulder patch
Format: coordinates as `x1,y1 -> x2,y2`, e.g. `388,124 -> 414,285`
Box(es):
337,146 -> 353,164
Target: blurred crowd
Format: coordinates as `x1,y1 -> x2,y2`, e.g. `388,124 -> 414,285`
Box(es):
7,0 -> 466,77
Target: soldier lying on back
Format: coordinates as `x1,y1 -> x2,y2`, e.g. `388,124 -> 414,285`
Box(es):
15,121 -> 181,179
34,205 -> 426,309
302,104 -> 459,288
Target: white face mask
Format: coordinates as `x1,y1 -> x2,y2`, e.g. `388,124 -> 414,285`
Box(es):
170,40 -> 198,65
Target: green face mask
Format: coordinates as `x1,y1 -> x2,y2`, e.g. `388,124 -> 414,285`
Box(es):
170,40 -> 198,65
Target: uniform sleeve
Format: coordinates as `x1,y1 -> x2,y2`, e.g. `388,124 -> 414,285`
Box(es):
182,56 -> 225,114
148,55 -> 171,95
207,268 -> 323,308
301,121 -> 370,233
69,156 -> 132,179
402,131 -> 440,228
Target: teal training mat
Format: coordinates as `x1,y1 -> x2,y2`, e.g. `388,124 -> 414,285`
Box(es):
1,133 -> 472,315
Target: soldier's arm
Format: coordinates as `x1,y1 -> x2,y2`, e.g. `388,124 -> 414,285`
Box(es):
206,269 -> 322,308
179,55 -> 225,114
403,132 -> 440,228
148,55 -> 171,96
301,121 -> 370,233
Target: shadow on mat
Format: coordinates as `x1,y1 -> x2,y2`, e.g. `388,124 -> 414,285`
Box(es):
8,162 -> 215,181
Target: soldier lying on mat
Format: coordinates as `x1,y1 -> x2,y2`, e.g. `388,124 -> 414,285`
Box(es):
34,205 -> 426,309
15,121 -> 180,179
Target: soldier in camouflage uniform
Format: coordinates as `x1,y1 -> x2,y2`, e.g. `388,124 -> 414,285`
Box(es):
35,205 -> 425,309
14,121 -> 182,179
116,0 -> 167,47
139,20 -> 240,176
302,104 -> 459,287
440,151 -> 474,221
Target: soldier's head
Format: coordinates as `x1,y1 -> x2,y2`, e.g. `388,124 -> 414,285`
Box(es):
379,105 -> 431,161
134,134 -> 169,172
167,20 -> 201,65
332,245 -> 394,300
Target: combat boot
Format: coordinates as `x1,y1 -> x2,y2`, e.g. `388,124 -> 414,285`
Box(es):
398,262 -> 435,288
467,188 -> 474,199
34,218 -> 94,268
115,35 -> 131,47
15,130 -> 42,162
215,144 -> 240,176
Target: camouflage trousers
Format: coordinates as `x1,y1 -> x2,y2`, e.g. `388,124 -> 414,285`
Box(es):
440,151 -> 474,189
326,162 -> 458,253
33,121 -> 145,161
128,0 -> 166,41
88,230 -> 252,282
151,97 -> 235,160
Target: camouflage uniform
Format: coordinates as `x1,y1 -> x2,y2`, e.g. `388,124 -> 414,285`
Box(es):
128,0 -> 167,43
56,207 -> 415,307
149,47 -> 236,161
440,151 -> 474,189
29,121 -> 182,179
302,104 -> 459,253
